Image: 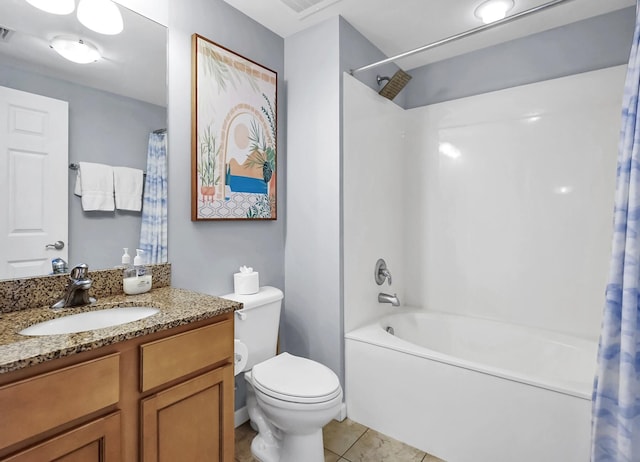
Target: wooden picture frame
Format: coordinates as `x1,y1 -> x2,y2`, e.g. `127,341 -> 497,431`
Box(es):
191,34 -> 277,220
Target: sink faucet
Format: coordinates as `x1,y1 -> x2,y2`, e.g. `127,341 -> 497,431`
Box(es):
378,292 -> 400,307
51,263 -> 97,309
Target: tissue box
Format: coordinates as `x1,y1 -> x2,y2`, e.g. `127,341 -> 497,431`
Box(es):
234,271 -> 259,295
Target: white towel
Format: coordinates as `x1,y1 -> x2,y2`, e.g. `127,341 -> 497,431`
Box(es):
73,162 -> 115,211
113,166 -> 144,211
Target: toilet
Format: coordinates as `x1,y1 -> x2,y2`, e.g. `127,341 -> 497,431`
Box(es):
223,286 -> 343,462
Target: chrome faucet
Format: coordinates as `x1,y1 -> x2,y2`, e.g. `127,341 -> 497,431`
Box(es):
378,292 -> 400,307
51,263 -> 97,309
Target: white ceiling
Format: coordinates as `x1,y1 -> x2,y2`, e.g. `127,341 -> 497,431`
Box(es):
0,0 -> 166,106
223,0 -> 635,70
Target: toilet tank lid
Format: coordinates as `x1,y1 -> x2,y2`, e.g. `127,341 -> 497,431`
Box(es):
220,286 -> 283,310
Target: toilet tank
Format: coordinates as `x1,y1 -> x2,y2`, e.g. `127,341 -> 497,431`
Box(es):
221,286 -> 283,371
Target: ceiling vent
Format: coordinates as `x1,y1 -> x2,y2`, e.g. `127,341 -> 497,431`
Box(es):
0,26 -> 14,43
280,0 -> 341,19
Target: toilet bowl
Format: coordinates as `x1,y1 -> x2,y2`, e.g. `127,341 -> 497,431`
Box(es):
222,287 -> 343,462
246,353 -> 343,462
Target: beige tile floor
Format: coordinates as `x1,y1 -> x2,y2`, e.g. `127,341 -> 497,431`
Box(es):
235,418 -> 446,462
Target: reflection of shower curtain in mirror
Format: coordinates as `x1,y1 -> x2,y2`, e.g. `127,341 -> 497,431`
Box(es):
592,2 -> 640,459
139,131 -> 168,264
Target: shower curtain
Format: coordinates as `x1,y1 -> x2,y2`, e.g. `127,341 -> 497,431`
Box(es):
592,2 -> 640,460
139,131 -> 168,265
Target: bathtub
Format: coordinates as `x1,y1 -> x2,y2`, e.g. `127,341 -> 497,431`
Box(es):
345,310 -> 597,462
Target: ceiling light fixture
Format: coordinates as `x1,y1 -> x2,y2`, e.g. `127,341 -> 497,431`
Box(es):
474,0 -> 515,24
50,36 -> 101,64
77,0 -> 124,35
25,0 -> 75,15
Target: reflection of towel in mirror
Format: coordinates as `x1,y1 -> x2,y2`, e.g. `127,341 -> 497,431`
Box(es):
73,162 -> 115,211
113,166 -> 144,212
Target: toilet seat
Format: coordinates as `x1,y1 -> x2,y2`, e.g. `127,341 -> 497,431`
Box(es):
251,352 -> 341,404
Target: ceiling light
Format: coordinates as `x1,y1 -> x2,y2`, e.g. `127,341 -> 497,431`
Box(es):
77,0 -> 124,35
474,0 -> 515,24
50,36 -> 101,64
25,0 -> 75,15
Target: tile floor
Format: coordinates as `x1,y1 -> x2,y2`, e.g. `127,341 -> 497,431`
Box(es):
235,418 -> 445,462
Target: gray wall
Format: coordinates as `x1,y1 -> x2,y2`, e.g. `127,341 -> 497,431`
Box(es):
0,63 -> 166,270
282,16 -> 405,392
166,0 -> 285,295
404,7 -> 635,108
166,0 -> 285,411
338,17 -> 405,107
284,16 -> 343,384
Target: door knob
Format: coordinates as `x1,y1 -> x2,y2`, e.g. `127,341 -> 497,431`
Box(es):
45,240 -> 65,250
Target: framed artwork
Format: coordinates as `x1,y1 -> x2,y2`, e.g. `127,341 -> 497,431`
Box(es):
191,33 -> 277,220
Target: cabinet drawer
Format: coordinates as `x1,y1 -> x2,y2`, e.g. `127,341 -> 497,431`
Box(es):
140,319 -> 232,392
2,411 -> 121,462
0,354 -> 120,449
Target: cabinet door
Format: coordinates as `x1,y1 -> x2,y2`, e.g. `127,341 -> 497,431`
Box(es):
2,412 -> 121,462
141,365 -> 234,462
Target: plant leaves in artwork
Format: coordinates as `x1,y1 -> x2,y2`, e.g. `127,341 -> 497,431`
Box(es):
200,42 -> 260,94
246,194 -> 271,218
197,125 -> 220,187
261,93 -> 276,142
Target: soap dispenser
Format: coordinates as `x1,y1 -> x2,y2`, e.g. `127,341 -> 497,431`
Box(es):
123,249 -> 152,295
121,248 -> 131,268
134,249 -> 145,274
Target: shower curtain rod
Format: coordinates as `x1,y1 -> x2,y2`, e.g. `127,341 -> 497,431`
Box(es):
349,0 -> 576,75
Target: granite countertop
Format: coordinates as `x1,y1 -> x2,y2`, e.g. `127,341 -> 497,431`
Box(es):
0,287 -> 241,374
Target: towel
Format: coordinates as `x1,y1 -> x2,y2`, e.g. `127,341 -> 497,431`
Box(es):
113,166 -> 144,211
73,162 -> 115,211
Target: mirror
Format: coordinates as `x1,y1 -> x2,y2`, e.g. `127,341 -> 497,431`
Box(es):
0,0 -> 167,279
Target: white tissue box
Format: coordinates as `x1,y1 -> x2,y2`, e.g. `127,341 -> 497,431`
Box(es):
234,271 -> 259,295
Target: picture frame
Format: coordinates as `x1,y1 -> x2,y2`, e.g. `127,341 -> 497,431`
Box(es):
191,33 -> 277,220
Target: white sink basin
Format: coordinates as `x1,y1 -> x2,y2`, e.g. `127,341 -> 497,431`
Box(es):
19,306 -> 160,336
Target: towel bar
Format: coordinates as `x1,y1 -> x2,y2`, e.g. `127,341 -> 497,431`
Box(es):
69,163 -> 146,176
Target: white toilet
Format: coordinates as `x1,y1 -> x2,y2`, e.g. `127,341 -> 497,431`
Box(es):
223,286 -> 343,462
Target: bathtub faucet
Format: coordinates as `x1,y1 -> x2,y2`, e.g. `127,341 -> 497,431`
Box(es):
378,292 -> 400,307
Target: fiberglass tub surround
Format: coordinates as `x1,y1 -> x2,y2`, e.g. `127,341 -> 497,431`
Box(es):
345,310 -> 594,462
342,65 -> 625,461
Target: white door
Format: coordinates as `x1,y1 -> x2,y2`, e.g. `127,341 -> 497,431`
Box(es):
0,86 -> 68,279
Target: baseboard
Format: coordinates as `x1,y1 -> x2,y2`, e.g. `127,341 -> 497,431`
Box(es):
235,406 -> 249,428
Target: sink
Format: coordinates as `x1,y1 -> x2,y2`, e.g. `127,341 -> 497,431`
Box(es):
19,306 -> 160,336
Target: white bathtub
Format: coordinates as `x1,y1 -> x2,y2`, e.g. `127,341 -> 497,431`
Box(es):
345,310 -> 597,462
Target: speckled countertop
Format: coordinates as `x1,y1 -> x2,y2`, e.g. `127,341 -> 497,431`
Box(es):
0,287 -> 241,374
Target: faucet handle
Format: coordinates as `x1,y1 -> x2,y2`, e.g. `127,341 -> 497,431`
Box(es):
374,258 -> 392,286
70,263 -> 89,280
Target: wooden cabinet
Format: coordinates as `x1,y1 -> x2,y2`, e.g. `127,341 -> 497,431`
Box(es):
0,354 -> 120,450
139,320 -> 234,462
0,313 -> 234,462
141,366 -> 234,462
3,413 -> 121,462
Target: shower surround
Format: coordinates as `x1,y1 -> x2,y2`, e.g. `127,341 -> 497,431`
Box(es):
343,65 -> 626,460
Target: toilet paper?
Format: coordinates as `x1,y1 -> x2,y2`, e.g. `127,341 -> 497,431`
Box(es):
234,339 -> 249,376
234,266 -> 259,295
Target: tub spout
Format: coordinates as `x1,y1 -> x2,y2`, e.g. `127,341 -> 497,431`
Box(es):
378,292 -> 400,307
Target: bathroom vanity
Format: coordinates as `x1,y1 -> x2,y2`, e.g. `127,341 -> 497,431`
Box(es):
0,278 -> 239,462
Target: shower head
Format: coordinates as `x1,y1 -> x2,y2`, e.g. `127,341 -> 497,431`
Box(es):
377,69 -> 412,101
